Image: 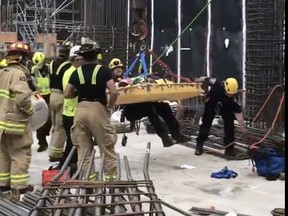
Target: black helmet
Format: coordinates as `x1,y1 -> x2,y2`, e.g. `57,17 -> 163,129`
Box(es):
75,42 -> 101,55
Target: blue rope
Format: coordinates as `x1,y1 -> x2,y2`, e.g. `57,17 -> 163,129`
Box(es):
123,53 -> 140,78
140,52 -> 148,77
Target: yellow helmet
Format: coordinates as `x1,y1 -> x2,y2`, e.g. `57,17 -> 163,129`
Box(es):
224,78 -> 238,94
32,52 -> 46,65
109,58 -> 123,69
0,59 -> 8,68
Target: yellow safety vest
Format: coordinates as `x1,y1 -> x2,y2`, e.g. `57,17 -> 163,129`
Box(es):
76,65 -> 102,84
62,65 -> 77,117
31,65 -> 51,95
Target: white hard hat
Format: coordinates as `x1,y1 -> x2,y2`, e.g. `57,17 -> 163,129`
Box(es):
28,94 -> 49,131
69,45 -> 81,58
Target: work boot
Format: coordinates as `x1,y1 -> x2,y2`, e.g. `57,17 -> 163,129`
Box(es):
161,136 -> 174,147
173,134 -> 192,143
0,186 -> 11,192
224,146 -> 237,158
194,142 -> 204,155
49,156 -> 61,162
18,184 -> 34,194
37,140 -> 48,152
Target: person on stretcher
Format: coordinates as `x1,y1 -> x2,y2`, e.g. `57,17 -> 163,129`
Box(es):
108,58 -> 191,147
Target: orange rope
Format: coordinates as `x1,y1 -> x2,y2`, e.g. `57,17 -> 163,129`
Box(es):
250,85 -> 285,149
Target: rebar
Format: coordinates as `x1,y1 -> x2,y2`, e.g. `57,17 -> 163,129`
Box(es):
0,142 -> 192,215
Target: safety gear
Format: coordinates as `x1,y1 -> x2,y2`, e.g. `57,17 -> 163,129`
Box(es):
62,66 -> 78,117
0,63 -> 33,190
7,41 -> 30,55
49,89 -> 66,159
76,42 -> 101,55
0,64 -> 33,135
224,78 -> 238,94
32,52 -> 45,66
97,54 -> 103,61
0,59 -> 7,68
28,94 -> 49,131
69,45 -> 81,58
31,65 -> 51,95
109,58 -> 123,69
62,41 -> 74,48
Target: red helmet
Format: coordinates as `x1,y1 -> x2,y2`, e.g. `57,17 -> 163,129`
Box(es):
7,41 -> 30,55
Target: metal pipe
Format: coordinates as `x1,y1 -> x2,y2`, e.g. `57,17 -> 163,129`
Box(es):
242,0 -> 247,107
124,156 -> 143,214
149,0 -> 155,73
126,0 -> 131,71
177,0 -> 182,83
206,0 -> 212,77
142,142 -> 165,215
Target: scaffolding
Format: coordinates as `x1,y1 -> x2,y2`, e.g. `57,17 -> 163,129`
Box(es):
0,0 -> 83,46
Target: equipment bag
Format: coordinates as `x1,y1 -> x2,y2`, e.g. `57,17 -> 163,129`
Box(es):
42,165 -> 70,187
250,146 -> 285,178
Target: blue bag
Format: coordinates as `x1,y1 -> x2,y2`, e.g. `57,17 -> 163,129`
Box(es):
251,146 -> 285,178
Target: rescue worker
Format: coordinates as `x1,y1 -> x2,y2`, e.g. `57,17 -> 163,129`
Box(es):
64,42 -> 118,181
57,45 -> 85,171
49,42 -> 73,161
0,41 -> 34,193
109,58 -> 191,147
194,77 -> 246,156
31,52 -> 52,152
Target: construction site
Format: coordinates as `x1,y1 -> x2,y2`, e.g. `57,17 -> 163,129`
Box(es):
0,0 -> 286,215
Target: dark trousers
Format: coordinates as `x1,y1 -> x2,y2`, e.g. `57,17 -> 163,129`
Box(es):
124,102 -> 181,139
37,94 -> 52,146
60,115 -> 78,165
196,106 -> 235,148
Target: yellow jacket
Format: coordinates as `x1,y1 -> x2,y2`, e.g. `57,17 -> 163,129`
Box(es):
0,64 -> 33,137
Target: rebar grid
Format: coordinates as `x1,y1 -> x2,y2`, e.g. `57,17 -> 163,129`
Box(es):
245,0 -> 285,130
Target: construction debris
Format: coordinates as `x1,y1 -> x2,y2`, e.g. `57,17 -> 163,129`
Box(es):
0,143 -> 193,216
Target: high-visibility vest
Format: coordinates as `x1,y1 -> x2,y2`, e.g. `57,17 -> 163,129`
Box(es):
50,60 -> 70,75
31,65 -> 51,95
76,65 -> 102,85
62,65 -> 78,117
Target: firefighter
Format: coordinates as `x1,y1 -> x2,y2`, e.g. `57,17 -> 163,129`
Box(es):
49,42 -> 73,162
0,41 -> 34,193
56,45 -> 85,170
64,43 -> 118,181
31,52 -> 52,152
194,77 -> 246,156
109,58 -> 191,147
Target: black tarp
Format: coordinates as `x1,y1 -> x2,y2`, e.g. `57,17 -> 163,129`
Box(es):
147,0 -> 243,87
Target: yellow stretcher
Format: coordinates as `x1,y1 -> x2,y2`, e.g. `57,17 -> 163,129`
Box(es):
115,82 -> 204,105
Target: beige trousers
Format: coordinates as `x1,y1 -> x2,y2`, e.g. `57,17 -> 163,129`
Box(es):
49,89 -> 66,158
0,131 -> 32,189
71,101 -> 117,179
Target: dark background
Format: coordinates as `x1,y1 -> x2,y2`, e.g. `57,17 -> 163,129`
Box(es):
147,0 -> 243,88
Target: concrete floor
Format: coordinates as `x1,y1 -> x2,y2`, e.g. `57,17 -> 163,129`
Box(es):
29,128 -> 285,216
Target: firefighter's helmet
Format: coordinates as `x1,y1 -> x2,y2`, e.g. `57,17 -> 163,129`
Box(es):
7,41 -> 30,55
69,45 -> 81,58
75,42 -> 101,55
32,52 -> 46,65
224,78 -> 238,94
109,58 -> 123,69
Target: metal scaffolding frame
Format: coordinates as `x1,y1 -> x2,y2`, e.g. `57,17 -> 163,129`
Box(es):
5,0 -> 82,45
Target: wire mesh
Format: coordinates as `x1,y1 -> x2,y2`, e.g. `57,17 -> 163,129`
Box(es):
245,0 -> 285,130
